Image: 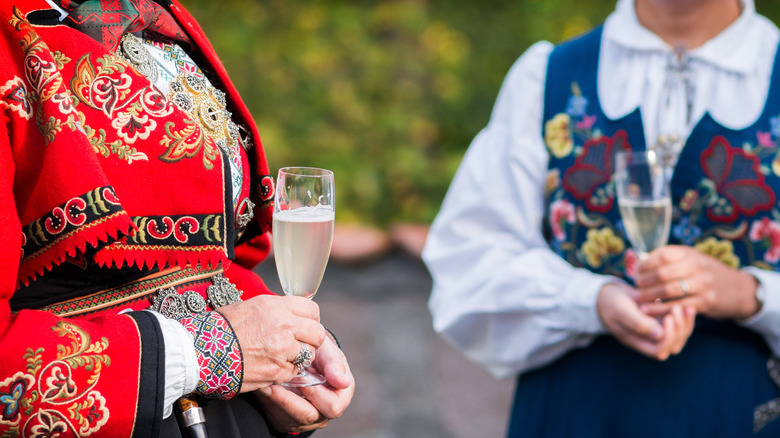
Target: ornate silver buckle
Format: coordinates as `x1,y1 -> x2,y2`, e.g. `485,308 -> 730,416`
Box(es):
206,273 -> 243,308
149,273 -> 243,318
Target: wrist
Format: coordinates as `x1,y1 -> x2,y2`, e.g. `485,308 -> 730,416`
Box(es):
596,282 -> 625,327
740,273 -> 764,320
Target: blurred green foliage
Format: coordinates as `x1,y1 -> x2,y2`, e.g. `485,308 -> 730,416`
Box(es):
185,0 -> 780,227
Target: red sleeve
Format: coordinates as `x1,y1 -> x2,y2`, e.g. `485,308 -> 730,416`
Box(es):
0,27 -> 164,438
0,310 -> 165,437
0,137 -> 164,438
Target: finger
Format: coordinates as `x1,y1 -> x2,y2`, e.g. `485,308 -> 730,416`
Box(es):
639,297 -> 697,316
294,319 -> 327,349
636,258 -> 695,288
637,247 -> 700,288
615,308 -> 665,342
604,295 -> 671,359
271,386 -> 327,425
256,385 -> 329,430
670,305 -> 696,356
636,276 -> 694,303
634,284 -> 669,303
298,384 -> 350,419
320,362 -> 352,390
617,329 -> 669,359
639,245 -> 687,271
669,305 -> 687,355
287,297 -> 321,321
682,305 -> 697,338
311,339 -> 352,389
655,312 -> 678,361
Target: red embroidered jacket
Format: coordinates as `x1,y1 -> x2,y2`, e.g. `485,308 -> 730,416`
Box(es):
0,1 -> 276,436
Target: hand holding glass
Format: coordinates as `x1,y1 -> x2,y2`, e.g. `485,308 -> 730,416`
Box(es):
614,150 -> 672,260
273,167 -> 335,387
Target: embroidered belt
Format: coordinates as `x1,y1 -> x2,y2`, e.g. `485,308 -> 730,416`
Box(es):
39,266 -> 242,318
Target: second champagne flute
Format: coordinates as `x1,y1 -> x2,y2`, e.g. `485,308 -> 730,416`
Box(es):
614,150 -> 672,260
273,167 -> 335,387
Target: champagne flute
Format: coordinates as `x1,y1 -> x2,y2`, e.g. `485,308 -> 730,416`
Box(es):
273,167 -> 335,387
614,150 -> 672,260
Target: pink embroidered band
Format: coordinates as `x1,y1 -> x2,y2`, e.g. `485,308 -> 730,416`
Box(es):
177,311 -> 243,400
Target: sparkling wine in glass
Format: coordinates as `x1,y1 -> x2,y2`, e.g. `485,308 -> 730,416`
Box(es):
273,167 -> 335,387
614,150 -> 672,260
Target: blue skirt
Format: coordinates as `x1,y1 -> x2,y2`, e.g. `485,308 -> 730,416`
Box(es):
508,319 -> 780,438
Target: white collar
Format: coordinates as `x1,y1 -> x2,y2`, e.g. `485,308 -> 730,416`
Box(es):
604,0 -> 761,75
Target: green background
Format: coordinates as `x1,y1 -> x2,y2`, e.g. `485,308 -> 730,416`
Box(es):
186,0 -> 780,228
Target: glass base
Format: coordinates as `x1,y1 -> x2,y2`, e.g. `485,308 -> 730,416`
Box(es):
281,367 -> 326,387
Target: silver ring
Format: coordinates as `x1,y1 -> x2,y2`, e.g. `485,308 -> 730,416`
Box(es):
293,342 -> 313,372
679,279 -> 690,297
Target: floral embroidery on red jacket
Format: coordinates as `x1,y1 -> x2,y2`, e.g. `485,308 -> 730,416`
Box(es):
0,321 -> 110,437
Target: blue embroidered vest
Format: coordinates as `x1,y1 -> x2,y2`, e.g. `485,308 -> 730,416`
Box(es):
543,27 -> 780,283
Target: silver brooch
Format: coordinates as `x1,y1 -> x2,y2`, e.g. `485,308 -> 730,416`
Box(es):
167,73 -> 239,160
235,197 -> 255,229
117,33 -> 159,84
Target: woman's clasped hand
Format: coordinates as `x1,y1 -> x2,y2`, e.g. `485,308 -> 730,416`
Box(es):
598,245 -> 764,362
634,245 -> 762,320
597,281 -> 696,361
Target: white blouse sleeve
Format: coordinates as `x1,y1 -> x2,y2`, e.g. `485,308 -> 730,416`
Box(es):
740,267 -> 780,357
146,311 -> 199,419
423,41 -> 619,380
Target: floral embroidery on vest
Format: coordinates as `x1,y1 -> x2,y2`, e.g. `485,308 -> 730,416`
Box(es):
544,82 -> 634,278
672,121 -> 780,270
0,321 -> 110,437
561,129 -> 630,214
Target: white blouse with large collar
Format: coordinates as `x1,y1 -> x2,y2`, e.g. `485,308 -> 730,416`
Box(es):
423,0 -> 780,379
